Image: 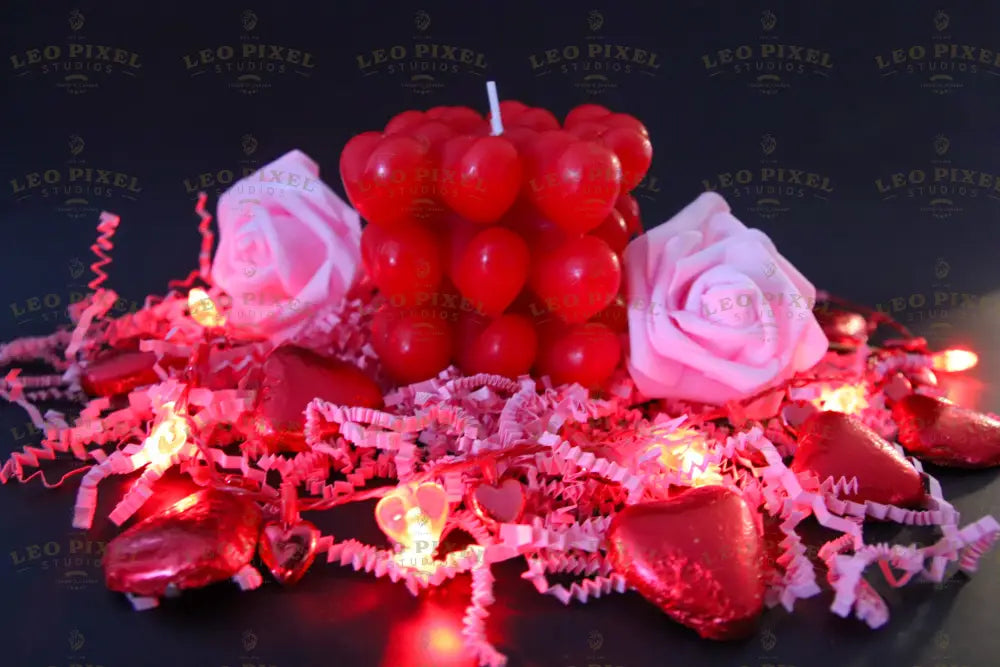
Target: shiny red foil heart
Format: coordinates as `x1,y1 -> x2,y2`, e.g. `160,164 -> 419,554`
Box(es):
252,345 -> 383,452
259,520 -> 320,585
893,394 -> 1000,468
607,486 -> 765,640
104,488 -> 262,596
470,479 -> 526,523
792,411 -> 925,506
815,309 -> 869,346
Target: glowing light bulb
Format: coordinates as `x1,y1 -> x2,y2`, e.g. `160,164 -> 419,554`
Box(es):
652,428 -> 723,487
394,508 -> 440,574
142,402 -> 190,468
814,383 -> 869,415
188,288 -> 225,328
932,348 -> 978,373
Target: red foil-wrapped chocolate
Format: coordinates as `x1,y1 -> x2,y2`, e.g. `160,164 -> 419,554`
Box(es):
792,411 -> 925,507
104,488 -> 262,596
251,344 -> 383,452
80,351 -> 164,397
893,394 -> 1000,468
815,309 -> 869,346
607,486 -> 765,640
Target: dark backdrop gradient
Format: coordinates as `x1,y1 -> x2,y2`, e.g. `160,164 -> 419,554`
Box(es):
2,1 -> 1000,666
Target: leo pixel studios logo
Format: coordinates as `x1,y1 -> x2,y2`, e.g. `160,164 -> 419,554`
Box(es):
219,628 -> 278,667
528,10 -> 661,96
355,9 -> 488,95
9,134 -> 142,220
874,133 -> 1000,220
182,132 -> 261,196
9,533 -> 106,591
875,257 -> 998,340
701,9 -> 833,95
182,10 -> 316,95
9,9 -> 142,94
700,133 -> 834,220
875,10 -> 1000,95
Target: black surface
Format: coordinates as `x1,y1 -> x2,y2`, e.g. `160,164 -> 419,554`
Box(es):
3,1 -> 1000,666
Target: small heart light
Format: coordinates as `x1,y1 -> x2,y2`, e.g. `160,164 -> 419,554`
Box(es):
375,482 -> 450,572
259,520 -> 320,585
470,478 -> 526,524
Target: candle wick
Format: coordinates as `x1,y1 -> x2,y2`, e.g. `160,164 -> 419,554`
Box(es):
486,80 -> 503,136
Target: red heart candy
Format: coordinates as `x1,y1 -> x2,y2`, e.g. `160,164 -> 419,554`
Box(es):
893,394 -> 1000,467
258,520 -> 320,585
104,488 -> 262,597
470,479 -> 526,523
607,486 -> 765,640
791,411 -> 925,506
529,235 -> 621,324
252,345 -> 383,453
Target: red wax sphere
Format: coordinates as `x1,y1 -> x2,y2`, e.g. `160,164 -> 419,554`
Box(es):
362,221 -> 443,303
603,113 -> 650,138
457,313 -> 538,378
442,106 -> 487,134
500,199 -> 570,256
529,235 -> 621,324
565,104 -> 612,127
601,127 -> 653,192
615,193 -> 643,238
384,110 -> 426,135
535,321 -> 621,388
589,209 -> 630,255
371,307 -> 454,384
342,135 -> 430,228
453,226 -> 530,316
440,135 -> 523,223
510,107 -> 560,131
528,139 -> 622,234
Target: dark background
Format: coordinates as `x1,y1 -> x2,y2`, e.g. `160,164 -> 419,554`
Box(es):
2,1 -> 1000,665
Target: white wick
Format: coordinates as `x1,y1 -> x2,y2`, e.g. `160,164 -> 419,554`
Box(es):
486,80 -> 503,136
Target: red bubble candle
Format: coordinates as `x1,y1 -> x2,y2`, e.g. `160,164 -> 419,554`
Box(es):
339,81 -> 651,388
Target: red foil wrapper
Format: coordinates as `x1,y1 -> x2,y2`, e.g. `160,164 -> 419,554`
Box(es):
815,309 -> 869,346
893,394 -> 1000,468
104,488 -> 262,596
607,486 -> 765,640
81,351 -> 165,397
251,345 -> 383,452
792,411 -> 925,507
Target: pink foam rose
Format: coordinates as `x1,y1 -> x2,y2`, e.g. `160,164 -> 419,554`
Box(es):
623,192 -> 828,403
211,149 -> 361,341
